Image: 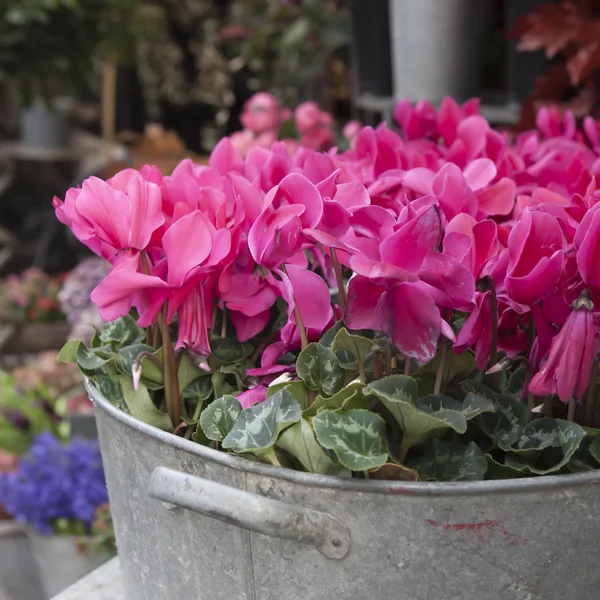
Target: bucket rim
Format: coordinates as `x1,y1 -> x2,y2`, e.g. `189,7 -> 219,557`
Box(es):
87,379 -> 600,497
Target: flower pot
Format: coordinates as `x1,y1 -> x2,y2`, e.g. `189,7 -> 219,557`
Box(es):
349,0 -> 392,97
20,103 -> 70,150
505,0 -> 550,104
0,322 -> 70,356
26,529 -> 111,598
89,381 -> 600,600
0,522 -> 45,600
388,0 -> 494,104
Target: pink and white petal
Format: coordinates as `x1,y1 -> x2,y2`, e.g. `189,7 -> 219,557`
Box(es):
380,205 -> 441,272
463,158 -> 497,191
377,281 -> 441,363
345,276 -> 386,331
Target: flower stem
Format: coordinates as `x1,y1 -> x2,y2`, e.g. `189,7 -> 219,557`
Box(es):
543,396 -> 553,419
373,352 -> 383,380
330,248 -> 346,318
488,279 -> 499,367
220,307 -> 228,339
433,339 -> 447,395
404,357 -> 412,376
159,305 -> 181,427
281,265 -> 308,350
384,344 -> 392,376
140,251 -> 153,347
585,360 -> 598,426
567,396 -> 576,422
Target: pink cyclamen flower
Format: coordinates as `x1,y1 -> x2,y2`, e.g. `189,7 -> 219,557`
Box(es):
505,209 -> 565,305
529,293 -> 596,403
240,92 -> 281,136
54,173 -> 164,261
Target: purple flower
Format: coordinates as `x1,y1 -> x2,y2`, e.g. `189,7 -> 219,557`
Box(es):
0,433 -> 109,534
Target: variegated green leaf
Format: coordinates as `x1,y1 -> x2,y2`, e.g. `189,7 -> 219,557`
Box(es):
57,340 -> 80,363
266,381 -> 310,410
275,418 -> 351,476
468,381 -> 527,451
408,440 -> 488,482
222,389 -> 301,453
117,376 -> 172,431
366,376 -> 466,448
319,320 -> 345,348
211,338 -> 254,364
504,418 -> 585,475
182,377 -> 213,402
296,342 -> 344,396
312,409 -> 388,471
177,353 -> 205,392
100,315 -> 144,347
332,328 -> 374,368
303,380 -> 364,418
200,396 -> 242,442
589,436 -> 600,464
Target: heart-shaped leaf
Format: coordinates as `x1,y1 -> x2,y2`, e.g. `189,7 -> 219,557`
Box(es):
465,380 -> 527,451
182,376 -> 213,402
222,389 -> 301,453
117,376 -> 172,431
485,454 -> 528,479
366,376 -> 467,448
178,353 -> 206,392
368,463 -> 418,482
275,418 -> 351,476
139,348 -> 164,386
504,365 -> 527,397
589,436 -> 600,464
332,327 -> 375,368
303,380 -> 364,418
296,342 -> 345,396
100,315 -> 144,347
504,418 -> 586,475
57,340 -> 80,363
118,343 -> 154,373
319,320 -> 345,348
200,396 -> 242,442
267,381 -> 310,410
408,440 -> 488,482
94,375 -> 125,409
211,338 -> 254,365
76,344 -> 110,371
312,409 -> 388,471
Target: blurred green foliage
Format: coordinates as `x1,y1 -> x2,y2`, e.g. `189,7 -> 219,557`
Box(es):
0,0 -> 141,104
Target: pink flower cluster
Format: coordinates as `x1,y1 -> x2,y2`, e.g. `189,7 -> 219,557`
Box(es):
54,96 -> 600,407
230,93 -> 337,156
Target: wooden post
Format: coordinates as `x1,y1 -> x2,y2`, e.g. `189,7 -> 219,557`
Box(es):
102,60 -> 117,140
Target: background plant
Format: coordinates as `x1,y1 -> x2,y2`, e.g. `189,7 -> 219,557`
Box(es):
0,432 -> 109,535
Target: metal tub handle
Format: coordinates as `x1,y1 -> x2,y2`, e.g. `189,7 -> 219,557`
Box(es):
147,467 -> 351,560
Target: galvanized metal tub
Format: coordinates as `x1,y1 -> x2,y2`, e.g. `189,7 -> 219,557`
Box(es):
89,383 -> 600,600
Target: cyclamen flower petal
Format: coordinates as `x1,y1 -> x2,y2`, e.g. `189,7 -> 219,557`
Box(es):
575,203 -> 600,289
529,300 -> 595,403
506,210 -> 565,305
376,281 -> 443,363
237,385 -> 268,409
